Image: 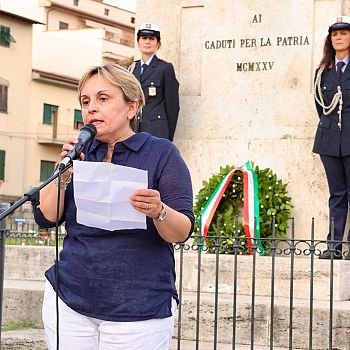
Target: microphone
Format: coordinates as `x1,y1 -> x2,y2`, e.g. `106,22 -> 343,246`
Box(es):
59,123 -> 97,170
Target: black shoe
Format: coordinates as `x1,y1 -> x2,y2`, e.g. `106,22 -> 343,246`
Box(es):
319,249 -> 342,260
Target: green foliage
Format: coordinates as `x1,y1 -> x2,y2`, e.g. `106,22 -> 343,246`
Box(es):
1,320 -> 37,331
193,164 -> 293,253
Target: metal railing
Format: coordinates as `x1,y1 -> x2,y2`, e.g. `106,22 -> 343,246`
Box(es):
173,217 -> 349,350
1,217 -> 348,349
4,220 -> 65,246
5,230 -> 65,246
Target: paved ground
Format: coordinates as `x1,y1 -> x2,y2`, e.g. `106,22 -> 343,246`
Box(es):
170,339 -> 288,349
1,330 -> 289,350
1,329 -> 47,350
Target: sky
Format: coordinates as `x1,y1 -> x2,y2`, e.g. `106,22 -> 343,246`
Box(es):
104,0 -> 136,12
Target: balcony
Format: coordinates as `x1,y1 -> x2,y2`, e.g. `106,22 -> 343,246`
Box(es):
102,35 -> 134,60
36,122 -> 76,145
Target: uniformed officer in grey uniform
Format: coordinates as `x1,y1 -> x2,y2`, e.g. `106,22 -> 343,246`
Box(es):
130,23 -> 180,141
313,16 -> 350,259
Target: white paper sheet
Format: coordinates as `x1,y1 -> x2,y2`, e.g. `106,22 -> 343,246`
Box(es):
72,160 -> 148,231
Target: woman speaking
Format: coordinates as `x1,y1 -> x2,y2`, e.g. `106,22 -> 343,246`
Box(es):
34,63 -> 194,349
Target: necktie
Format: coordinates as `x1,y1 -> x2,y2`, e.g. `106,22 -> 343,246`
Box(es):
141,63 -> 148,76
336,61 -> 345,82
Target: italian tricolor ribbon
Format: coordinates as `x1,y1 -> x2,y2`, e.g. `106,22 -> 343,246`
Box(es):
198,161 -> 265,255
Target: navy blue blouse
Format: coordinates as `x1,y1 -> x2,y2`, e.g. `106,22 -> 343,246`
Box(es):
34,132 -> 194,322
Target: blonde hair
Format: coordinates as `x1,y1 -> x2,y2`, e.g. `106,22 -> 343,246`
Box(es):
78,63 -> 145,130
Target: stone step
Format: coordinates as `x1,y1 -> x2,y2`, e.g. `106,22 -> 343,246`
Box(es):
4,246 -> 54,281
4,246 -> 350,301
1,329 -> 46,350
3,280 -> 45,327
178,291 -> 350,350
3,280 -> 350,350
170,338 -> 289,350
175,252 -> 350,302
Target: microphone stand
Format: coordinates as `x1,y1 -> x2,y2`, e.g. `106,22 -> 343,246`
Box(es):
0,209 -> 7,350
0,163 -> 72,349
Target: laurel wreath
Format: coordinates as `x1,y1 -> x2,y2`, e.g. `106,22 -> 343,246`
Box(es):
193,164 -> 293,253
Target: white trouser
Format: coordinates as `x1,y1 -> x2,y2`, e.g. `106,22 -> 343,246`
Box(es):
42,280 -> 177,350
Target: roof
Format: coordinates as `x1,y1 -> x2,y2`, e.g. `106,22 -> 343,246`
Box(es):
32,69 -> 79,87
47,1 -> 135,30
0,9 -> 44,25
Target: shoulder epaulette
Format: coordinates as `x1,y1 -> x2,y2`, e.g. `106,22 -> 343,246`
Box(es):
128,61 -> 137,73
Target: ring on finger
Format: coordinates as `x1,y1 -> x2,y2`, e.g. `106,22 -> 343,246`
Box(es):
146,203 -> 149,210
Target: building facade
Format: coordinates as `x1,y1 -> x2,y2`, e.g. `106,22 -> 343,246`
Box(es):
0,10 -> 41,204
0,0 -> 135,228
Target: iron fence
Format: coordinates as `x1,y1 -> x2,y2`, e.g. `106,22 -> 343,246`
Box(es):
1,218 -> 349,349
173,218 -> 350,350
5,229 -> 64,246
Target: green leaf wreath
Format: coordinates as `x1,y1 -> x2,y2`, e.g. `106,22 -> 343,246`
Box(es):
193,164 -> 293,254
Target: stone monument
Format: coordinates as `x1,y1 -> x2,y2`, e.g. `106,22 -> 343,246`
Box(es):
136,0 -> 348,240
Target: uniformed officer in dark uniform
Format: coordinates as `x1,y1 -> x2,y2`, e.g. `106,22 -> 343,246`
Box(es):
313,16 -> 350,259
129,23 -> 180,142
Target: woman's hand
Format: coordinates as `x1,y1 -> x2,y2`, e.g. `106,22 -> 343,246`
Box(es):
38,136 -> 85,222
130,189 -> 163,219
130,188 -> 191,243
59,138 -> 85,180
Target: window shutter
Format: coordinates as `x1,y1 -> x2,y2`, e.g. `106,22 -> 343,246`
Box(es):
40,160 -> 55,181
0,150 -> 5,180
43,104 -> 58,124
74,109 -> 83,122
0,85 -> 7,113
0,26 -> 16,44
3,26 -> 15,42
43,104 -> 51,124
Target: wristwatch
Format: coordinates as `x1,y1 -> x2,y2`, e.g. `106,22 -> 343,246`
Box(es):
157,203 -> 167,221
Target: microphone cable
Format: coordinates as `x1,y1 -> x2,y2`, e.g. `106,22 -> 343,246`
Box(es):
51,125 -> 96,349
54,168 -> 63,350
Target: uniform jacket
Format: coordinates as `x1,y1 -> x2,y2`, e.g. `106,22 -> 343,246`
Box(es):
132,55 -> 180,141
313,62 -> 350,156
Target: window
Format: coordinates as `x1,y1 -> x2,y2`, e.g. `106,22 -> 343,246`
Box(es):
0,150 -> 5,180
73,0 -> 79,5
0,85 -> 7,113
104,9 -> 109,16
43,103 -> 58,124
0,26 -> 15,48
131,17 -> 135,24
40,160 -> 55,181
74,109 -> 84,130
59,21 -> 69,30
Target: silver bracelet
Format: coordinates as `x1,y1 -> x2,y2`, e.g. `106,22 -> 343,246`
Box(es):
53,174 -> 72,190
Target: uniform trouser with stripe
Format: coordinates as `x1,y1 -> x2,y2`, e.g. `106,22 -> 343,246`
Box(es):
320,154 -> 350,248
